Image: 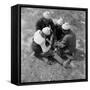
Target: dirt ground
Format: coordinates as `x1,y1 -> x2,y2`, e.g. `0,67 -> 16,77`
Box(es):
21,8 -> 86,83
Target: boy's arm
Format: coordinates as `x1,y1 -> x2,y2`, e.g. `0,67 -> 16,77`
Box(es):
59,35 -> 71,48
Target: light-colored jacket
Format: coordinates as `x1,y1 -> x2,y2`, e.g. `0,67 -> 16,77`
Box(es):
33,30 -> 51,53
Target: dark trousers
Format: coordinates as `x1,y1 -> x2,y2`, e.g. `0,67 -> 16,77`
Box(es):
32,41 -> 43,57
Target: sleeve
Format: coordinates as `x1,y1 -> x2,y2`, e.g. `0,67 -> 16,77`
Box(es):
59,35 -> 71,48
41,41 -> 51,53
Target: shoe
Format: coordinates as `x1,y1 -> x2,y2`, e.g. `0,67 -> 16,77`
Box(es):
63,59 -> 72,68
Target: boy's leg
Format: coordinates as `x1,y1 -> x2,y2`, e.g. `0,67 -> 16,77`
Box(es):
41,50 -> 57,65
32,41 -> 43,59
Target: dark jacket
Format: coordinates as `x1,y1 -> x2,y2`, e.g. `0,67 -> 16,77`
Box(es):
54,24 -> 64,41
59,30 -> 76,53
36,17 -> 54,32
32,40 -> 43,55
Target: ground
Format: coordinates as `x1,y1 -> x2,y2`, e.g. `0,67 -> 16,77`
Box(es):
21,7 -> 86,83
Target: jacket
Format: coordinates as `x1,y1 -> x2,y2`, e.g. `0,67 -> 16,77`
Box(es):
59,30 -> 76,53
54,24 -> 64,41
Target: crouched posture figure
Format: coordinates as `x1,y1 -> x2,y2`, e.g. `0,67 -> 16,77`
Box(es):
54,17 -> 64,41
32,27 -> 54,63
36,11 -> 54,32
56,23 -> 76,63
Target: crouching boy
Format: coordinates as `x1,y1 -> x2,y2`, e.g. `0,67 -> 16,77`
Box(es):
32,27 -> 55,64
55,23 -> 76,67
